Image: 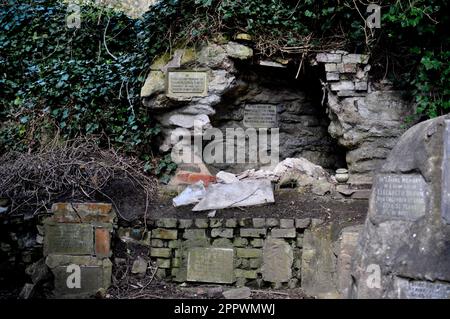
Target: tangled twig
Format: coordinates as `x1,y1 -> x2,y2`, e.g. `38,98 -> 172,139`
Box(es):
0,137 -> 157,220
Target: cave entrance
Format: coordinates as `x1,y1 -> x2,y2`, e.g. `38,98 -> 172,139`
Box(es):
206,60 -> 347,174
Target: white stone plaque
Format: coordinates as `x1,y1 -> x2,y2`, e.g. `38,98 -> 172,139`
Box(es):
167,70 -> 208,97
243,104 -> 278,128
187,247 -> 235,283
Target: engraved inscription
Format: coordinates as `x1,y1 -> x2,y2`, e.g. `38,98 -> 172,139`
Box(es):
443,120 -> 450,224
243,104 -> 278,128
167,70 -> 207,96
396,278 -> 450,299
375,174 -> 427,220
187,247 -> 234,283
44,223 -> 94,255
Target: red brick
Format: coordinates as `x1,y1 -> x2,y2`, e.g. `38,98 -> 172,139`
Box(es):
177,172 -> 216,186
95,228 -> 111,258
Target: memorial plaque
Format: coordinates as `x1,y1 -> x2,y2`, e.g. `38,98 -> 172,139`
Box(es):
187,247 -> 235,283
395,277 -> 450,299
243,104 -> 278,128
44,223 -> 94,255
374,174 -> 428,220
52,259 -> 112,298
166,69 -> 208,97
443,120 -> 450,224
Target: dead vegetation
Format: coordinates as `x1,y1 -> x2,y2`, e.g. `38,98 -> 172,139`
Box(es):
0,138 -> 157,220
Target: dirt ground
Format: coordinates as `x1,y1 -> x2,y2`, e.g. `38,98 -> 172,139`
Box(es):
143,189 -> 368,228
107,281 -> 311,299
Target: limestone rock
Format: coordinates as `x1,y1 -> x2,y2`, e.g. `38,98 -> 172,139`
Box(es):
262,238 -> 293,283
225,42 -> 253,60
327,90 -> 413,184
351,115 -> 450,299
131,256 -> 148,275
301,224 -> 338,298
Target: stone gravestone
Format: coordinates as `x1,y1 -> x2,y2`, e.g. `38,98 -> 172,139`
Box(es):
243,104 -> 278,128
261,238 -> 293,283
186,247 -> 235,284
44,223 -> 94,256
350,115 -> 450,299
46,255 -> 112,298
166,69 -> 208,98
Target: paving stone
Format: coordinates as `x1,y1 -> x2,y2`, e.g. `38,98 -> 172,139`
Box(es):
156,258 -> 171,269
240,228 -> 267,238
250,258 -> 262,269
212,238 -> 233,247
271,228 -> 296,238
239,218 -> 252,227
150,248 -> 172,258
168,240 -> 180,249
178,219 -> 193,228
251,238 -> 264,248
316,53 -> 342,63
295,218 -> 311,229
225,218 -> 237,228
211,228 -> 234,238
280,219 -> 294,228
156,218 -> 178,228
183,229 -> 207,240
195,219 -> 209,228
151,239 -> 164,247
252,218 -> 266,228
266,218 -> 279,227
236,248 -> 262,258
152,228 -> 178,240
233,237 -> 248,247
172,258 -> 181,268
209,218 -> 223,228
235,269 -> 257,279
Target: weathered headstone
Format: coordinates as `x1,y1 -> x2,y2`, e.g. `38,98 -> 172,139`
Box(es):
44,223 -> 94,255
394,277 -> 450,299
46,255 -> 112,298
351,115 -> 450,299
374,174 -> 428,220
262,238 -> 293,283
166,69 -> 208,97
243,104 -> 278,128
187,247 -> 235,283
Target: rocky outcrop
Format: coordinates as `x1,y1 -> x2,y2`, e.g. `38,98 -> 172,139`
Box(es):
316,51 -> 414,184
141,42 -> 344,173
350,115 -> 450,299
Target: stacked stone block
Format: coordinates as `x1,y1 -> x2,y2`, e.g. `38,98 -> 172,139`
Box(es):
316,51 -> 370,98
129,217 -> 314,288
